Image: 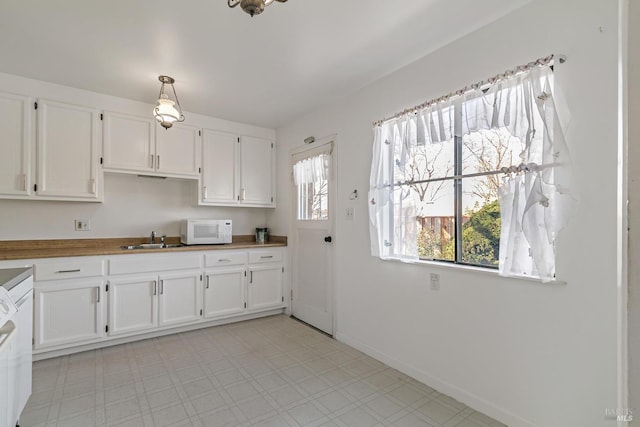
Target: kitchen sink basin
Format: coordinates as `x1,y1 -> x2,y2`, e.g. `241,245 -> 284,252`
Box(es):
120,243 -> 185,250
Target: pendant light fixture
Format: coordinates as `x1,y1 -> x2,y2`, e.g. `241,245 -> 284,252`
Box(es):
227,0 -> 288,17
153,75 -> 185,130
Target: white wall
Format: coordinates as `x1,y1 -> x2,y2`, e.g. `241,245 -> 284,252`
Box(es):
628,0 -> 639,421
0,72 -> 274,240
269,1 -> 621,426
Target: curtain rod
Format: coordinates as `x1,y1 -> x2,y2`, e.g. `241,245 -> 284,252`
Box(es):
372,54 -> 566,127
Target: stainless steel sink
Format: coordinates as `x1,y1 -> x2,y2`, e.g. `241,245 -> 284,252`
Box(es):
120,244 -> 185,250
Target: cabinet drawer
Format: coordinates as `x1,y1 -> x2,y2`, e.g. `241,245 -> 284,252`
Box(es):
248,249 -> 283,264
35,259 -> 105,281
205,251 -> 247,267
109,253 -> 201,275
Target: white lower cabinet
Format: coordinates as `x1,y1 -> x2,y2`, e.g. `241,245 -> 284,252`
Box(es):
34,279 -> 104,349
107,275 -> 158,336
204,266 -> 246,319
158,271 -> 203,327
21,247 -> 285,356
247,264 -> 284,311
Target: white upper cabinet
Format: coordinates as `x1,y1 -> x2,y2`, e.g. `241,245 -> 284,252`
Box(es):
198,132 -> 275,207
102,112 -> 155,173
240,136 -> 274,206
201,130 -> 238,205
0,92 -> 32,197
36,99 -> 101,200
155,123 -> 200,177
103,113 -> 200,179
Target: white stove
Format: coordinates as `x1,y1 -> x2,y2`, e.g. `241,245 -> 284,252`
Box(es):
0,268 -> 33,427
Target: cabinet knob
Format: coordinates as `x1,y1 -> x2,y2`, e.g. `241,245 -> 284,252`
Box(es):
324,236 -> 332,243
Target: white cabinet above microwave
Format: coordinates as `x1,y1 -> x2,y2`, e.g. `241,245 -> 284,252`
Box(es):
197,130 -> 275,208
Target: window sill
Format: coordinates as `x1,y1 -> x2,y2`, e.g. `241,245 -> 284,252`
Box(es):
411,258 -> 567,285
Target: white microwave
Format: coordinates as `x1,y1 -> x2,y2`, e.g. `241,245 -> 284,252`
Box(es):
180,219 -> 232,245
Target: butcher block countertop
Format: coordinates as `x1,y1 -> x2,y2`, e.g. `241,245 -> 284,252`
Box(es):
0,236 -> 287,261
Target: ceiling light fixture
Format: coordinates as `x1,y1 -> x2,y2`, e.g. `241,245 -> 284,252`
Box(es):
228,0 -> 288,17
153,75 -> 185,130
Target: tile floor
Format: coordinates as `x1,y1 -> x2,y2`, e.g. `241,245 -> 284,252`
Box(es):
20,315 -> 505,427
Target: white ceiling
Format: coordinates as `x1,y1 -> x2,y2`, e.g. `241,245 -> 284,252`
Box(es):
0,0 -> 528,128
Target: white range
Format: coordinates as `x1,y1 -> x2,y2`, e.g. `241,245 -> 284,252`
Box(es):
0,267 -> 33,427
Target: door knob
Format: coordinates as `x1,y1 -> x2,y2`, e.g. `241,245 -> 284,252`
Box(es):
324,236 -> 332,243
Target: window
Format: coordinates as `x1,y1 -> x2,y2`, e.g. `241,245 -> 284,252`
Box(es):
294,152 -> 330,221
369,58 -> 572,281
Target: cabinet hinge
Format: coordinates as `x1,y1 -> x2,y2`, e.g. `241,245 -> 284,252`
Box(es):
282,296 -> 284,302
200,274 -> 202,281
198,167 -> 201,174
244,302 -> 247,308
100,113 -> 103,120
106,284 -> 109,292
237,195 -> 240,201
34,102 -> 38,110
271,197 -> 274,203
105,325 -> 109,333
33,184 -> 37,192
32,338 -> 34,346
200,309 -> 203,316
100,157 -> 103,165
199,130 -> 201,137
282,266 -> 284,273
237,137 -> 240,143
244,271 -> 247,277
290,289 -> 293,300
271,143 -> 273,149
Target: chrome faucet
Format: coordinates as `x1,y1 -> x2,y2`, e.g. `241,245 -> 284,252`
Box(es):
150,231 -> 156,244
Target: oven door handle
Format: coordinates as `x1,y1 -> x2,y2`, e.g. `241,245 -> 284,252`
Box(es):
14,290 -> 32,308
0,320 -> 17,352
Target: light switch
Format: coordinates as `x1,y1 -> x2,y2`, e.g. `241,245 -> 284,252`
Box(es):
345,207 -> 355,220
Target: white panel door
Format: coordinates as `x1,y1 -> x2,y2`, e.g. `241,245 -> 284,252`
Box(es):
247,265 -> 283,311
107,276 -> 158,336
34,280 -> 104,349
0,92 -> 32,197
155,123 -> 200,177
36,99 -> 100,199
201,130 -> 238,204
291,141 -> 335,335
240,136 -> 273,206
103,112 -> 155,173
158,271 -> 202,327
204,267 -> 246,319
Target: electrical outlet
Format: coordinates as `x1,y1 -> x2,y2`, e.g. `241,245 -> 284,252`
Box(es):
75,219 -> 91,231
430,273 -> 440,291
346,207 -> 355,220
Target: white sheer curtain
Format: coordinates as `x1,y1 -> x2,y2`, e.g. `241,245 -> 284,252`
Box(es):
369,63 -> 572,280
369,117 -> 419,262
293,153 -> 329,185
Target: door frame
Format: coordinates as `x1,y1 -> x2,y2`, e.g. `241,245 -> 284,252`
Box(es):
289,134 -> 337,336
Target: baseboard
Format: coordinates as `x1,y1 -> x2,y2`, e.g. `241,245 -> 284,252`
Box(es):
335,331 -> 538,427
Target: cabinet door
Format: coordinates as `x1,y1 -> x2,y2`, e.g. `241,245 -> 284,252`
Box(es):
103,112 -> 155,173
107,276 -> 158,336
201,130 -> 238,204
240,136 -> 273,206
204,267 -> 246,319
247,264 -> 283,311
0,92 -> 32,197
36,99 -> 100,199
34,280 -> 104,349
158,271 -> 202,327
155,123 -> 200,177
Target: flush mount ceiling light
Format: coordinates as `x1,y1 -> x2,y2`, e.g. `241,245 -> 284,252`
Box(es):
228,0 -> 288,17
153,75 -> 185,130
